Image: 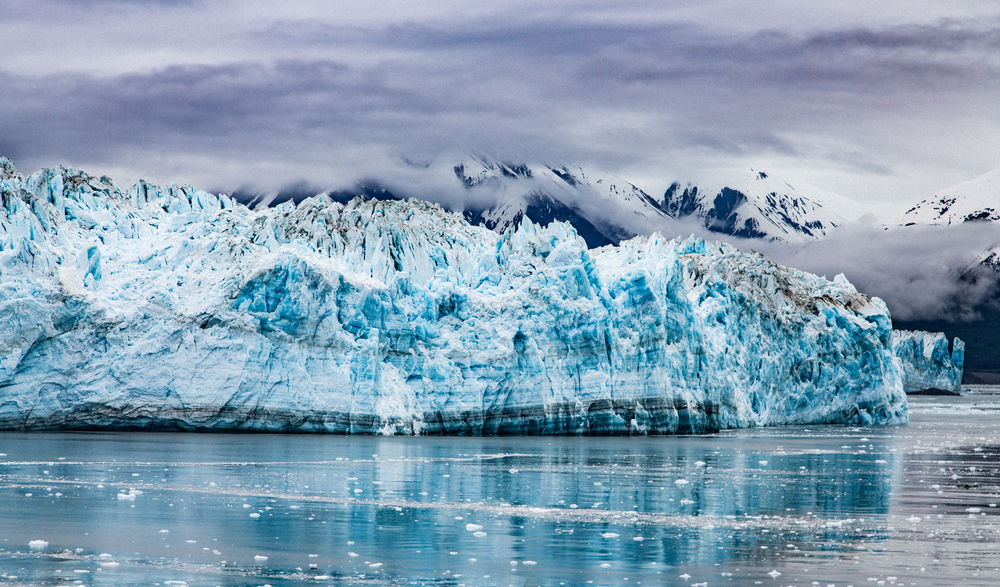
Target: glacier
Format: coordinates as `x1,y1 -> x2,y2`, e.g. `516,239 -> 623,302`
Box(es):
0,159 -> 910,433
891,331 -> 964,393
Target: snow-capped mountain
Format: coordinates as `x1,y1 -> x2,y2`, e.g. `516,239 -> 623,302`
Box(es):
248,155 -> 864,248
893,167 -> 1000,272
658,168 -> 866,241
453,157 -> 669,248
899,168 -> 1000,226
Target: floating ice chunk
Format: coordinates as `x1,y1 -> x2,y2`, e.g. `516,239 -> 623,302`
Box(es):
523,560 -> 537,565
249,513 -> 261,518
99,553 -> 113,560
601,532 -> 619,538
600,563 -> 611,568
159,529 -> 169,533
309,554 -> 319,557
767,570 -> 781,578
509,469 -> 519,474
186,540 -> 197,543
694,461 -> 706,467
473,531 -> 488,537
758,460 -> 768,466
100,562 -> 120,568
633,536 -> 644,541
254,555 -> 268,561
679,573 -> 690,579
164,581 -> 187,586
348,552 -> 359,557
28,540 -> 48,549
369,562 -> 382,568
243,504 -> 251,508
675,479 -> 689,485
907,516 -> 921,523
466,524 -> 483,531
117,488 -> 142,501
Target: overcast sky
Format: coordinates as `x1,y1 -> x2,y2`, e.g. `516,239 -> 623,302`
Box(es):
1,0 -> 998,208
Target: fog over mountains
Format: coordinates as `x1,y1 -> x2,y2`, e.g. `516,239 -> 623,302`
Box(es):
233,155 -> 865,248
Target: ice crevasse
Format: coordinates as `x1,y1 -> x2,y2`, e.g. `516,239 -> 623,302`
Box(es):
0,160 -> 909,433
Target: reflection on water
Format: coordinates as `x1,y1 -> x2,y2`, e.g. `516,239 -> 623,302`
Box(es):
2,392 -> 1000,586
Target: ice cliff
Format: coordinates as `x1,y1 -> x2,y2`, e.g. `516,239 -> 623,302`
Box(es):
891,331 -> 964,393
0,160 -> 909,433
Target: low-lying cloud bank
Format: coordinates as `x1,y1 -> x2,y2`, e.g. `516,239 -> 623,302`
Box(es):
752,219 -> 1000,322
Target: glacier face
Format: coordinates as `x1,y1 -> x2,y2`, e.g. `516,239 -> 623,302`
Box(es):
0,161 -> 908,433
891,331 -> 964,393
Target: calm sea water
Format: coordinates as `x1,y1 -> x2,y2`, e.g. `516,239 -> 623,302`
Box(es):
2,390 -> 1000,587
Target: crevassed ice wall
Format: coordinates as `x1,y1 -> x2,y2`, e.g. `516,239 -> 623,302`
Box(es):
891,330 -> 964,393
0,161 -> 908,433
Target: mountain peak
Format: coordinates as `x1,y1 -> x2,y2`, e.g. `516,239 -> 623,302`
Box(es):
900,167 -> 1000,226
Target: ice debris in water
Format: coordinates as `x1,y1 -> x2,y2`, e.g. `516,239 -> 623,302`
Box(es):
0,161 -> 926,434
28,540 -> 48,549
117,489 -> 142,501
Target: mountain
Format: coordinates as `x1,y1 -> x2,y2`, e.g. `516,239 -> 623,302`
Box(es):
233,156 -> 863,248
899,168 -> 1000,226
658,168 -> 865,241
0,159 -> 911,433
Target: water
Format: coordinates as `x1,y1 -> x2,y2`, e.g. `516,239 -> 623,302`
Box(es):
1,391 -> 1000,587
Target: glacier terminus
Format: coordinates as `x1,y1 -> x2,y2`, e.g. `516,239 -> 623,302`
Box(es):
0,158 -> 955,433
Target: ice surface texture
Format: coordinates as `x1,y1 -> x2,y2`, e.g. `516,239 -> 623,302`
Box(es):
891,331 -> 964,393
0,161 -> 907,433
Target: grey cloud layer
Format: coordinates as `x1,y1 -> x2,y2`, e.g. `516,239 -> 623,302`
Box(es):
756,221 -> 1000,322
2,13 -> 998,193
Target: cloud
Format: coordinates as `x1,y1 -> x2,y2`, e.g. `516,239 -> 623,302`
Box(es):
0,6 -> 997,200
752,219 -> 1000,322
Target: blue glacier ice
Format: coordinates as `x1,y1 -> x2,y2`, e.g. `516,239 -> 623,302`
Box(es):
1,160 -> 910,433
891,330 -> 964,393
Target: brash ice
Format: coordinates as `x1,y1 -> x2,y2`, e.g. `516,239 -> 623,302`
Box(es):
0,160 -> 920,432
